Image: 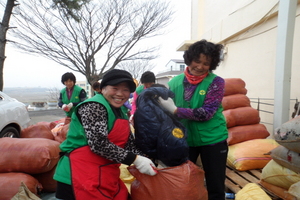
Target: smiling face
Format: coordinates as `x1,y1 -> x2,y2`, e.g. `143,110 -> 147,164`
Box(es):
101,82 -> 131,108
188,54 -> 211,76
64,79 -> 75,90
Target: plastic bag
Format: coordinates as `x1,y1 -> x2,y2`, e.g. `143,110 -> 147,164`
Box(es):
11,182 -> 41,200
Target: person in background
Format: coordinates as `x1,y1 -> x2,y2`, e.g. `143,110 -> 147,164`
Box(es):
123,93 -> 133,119
124,93 -> 133,110
130,71 -> 156,123
92,81 -> 101,94
54,69 -> 157,200
58,72 -> 87,123
158,39 -> 228,200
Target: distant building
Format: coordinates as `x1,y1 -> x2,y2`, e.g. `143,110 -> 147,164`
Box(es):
156,59 -> 186,86
76,80 -> 92,98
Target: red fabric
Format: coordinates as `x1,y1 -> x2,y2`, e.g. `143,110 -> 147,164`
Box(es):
70,119 -> 130,200
184,67 -> 208,85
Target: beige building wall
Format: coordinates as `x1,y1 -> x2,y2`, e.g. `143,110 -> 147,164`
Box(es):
183,0 -> 300,133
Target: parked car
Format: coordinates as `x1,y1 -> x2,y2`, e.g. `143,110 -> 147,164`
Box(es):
0,91 -> 31,137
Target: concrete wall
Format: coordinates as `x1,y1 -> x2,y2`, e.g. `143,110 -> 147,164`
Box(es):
187,0 -> 300,133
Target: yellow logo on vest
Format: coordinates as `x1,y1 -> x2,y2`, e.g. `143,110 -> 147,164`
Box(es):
199,90 -> 206,95
172,128 -> 184,138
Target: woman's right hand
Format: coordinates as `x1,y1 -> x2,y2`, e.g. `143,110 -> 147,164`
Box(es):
158,97 -> 177,114
133,155 -> 157,176
62,104 -> 70,112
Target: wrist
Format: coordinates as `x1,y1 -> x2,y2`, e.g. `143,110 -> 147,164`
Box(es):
174,108 -> 178,114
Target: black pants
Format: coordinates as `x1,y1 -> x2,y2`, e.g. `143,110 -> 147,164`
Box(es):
56,181 -> 75,200
189,141 -> 228,200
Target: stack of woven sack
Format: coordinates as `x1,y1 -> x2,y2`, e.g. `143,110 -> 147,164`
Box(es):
222,78 -> 279,172
0,117 -> 144,199
0,119 -> 70,199
260,116 -> 300,199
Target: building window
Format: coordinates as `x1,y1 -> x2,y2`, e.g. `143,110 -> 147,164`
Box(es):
180,65 -> 185,71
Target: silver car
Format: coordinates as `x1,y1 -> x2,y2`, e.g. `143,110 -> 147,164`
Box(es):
0,91 -> 31,137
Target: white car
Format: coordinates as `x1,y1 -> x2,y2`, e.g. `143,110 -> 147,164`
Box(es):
0,91 -> 31,137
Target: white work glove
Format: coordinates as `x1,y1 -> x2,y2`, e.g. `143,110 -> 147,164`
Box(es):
62,104 -> 70,112
158,97 -> 177,114
133,156 -> 157,176
67,103 -> 73,109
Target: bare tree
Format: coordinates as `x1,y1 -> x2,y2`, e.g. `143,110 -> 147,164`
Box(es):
0,0 -> 16,91
0,0 -> 90,91
9,0 -> 173,86
116,60 -> 155,80
47,87 -> 60,101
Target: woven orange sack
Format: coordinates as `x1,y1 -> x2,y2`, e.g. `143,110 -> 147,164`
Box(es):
223,107 -> 260,128
227,139 -> 279,171
32,165 -> 57,193
260,179 -> 297,200
21,121 -> 56,140
227,124 -> 270,145
128,160 -> 208,200
224,78 -> 247,96
222,94 -> 251,110
0,137 -> 60,174
0,172 -> 43,200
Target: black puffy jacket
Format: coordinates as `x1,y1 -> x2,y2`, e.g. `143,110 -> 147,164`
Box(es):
134,87 -> 189,166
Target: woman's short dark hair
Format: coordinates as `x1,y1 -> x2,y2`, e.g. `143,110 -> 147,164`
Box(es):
92,81 -> 101,90
141,71 -> 156,84
183,39 -> 223,71
61,72 -> 76,84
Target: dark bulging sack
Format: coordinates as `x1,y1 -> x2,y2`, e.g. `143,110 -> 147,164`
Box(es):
134,87 -> 189,166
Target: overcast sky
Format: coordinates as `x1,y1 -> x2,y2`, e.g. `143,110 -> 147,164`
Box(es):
3,0 -> 191,89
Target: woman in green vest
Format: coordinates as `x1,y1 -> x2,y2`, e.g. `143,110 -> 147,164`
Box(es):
54,69 -> 157,200
58,72 -> 87,121
158,40 -> 228,200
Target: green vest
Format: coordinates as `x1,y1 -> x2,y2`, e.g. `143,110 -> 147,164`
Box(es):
61,85 -> 83,117
54,94 -> 128,185
168,73 -> 228,146
135,85 -> 144,95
